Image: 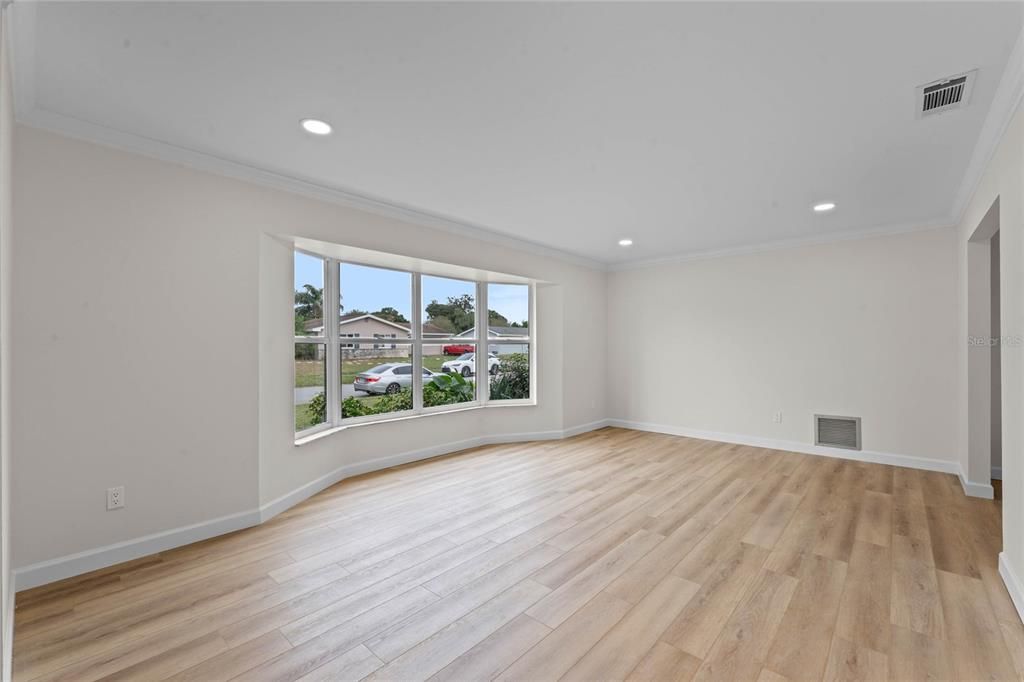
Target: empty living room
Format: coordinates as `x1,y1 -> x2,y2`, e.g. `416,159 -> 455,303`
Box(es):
0,1 -> 1022,680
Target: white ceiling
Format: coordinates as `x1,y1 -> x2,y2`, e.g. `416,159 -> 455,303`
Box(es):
11,2 -> 1024,265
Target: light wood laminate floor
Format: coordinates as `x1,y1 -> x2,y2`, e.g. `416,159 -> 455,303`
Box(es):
13,428 -> 1021,681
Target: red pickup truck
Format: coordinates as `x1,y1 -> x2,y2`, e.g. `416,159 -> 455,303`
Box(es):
443,343 -> 474,355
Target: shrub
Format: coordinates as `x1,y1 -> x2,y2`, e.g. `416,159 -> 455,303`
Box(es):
343,389 -> 415,418
371,389 -> 413,413
341,394 -> 370,418
308,391 -> 327,423
332,374 -> 477,421
425,372 -> 475,405
489,353 -> 529,400
294,344 -> 319,360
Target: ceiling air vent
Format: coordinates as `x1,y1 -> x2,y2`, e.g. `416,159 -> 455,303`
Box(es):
815,414 -> 861,450
916,70 -> 976,118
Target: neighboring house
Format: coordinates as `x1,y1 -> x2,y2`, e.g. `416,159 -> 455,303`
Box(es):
301,313 -> 451,355
456,325 -> 529,355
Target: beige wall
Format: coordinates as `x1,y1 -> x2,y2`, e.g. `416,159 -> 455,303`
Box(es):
9,90 -> 1018,612
993,231 -> 1002,473
0,8 -> 12,679
607,227 -> 960,465
12,126 -> 607,574
957,105 -> 1024,586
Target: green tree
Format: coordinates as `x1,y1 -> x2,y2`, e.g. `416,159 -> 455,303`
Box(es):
488,310 -> 509,326
294,284 -> 323,320
428,316 -> 458,334
372,306 -> 409,323
426,295 -> 475,333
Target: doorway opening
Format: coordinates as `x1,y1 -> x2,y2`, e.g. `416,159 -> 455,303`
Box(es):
965,196 -> 1000,499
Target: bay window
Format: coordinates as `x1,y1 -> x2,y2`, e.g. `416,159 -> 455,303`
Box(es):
294,249 -> 534,437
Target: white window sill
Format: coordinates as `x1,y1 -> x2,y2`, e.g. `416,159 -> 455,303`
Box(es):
294,399 -> 537,446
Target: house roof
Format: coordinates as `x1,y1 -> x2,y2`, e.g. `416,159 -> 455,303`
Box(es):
302,313 -> 452,336
490,326 -> 528,337
456,326 -> 529,338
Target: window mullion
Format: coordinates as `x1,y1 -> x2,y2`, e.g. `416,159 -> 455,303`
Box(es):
325,260 -> 341,426
478,280 -> 488,405
412,273 -> 423,412
529,282 -> 536,404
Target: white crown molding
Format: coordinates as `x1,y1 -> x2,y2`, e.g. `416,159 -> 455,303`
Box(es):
6,0 -> 603,270
18,106 -> 962,275
9,0 -> 1017,272
18,105 -> 971,274
952,24 -> 1024,225
16,105 -> 608,273
607,219 -> 953,272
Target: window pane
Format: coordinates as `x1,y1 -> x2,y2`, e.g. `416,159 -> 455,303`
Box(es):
488,283 -> 529,339
423,275 -> 476,337
489,337 -> 532,399
343,344 -> 414,419
339,263 -> 412,339
295,344 -> 326,432
294,252 -> 325,336
489,342 -> 530,400
427,345 -> 478,407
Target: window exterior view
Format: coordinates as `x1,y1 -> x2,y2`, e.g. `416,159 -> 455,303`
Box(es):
294,251 -> 533,435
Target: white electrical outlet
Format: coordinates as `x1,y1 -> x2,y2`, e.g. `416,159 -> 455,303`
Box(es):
773,411 -> 783,424
107,486 -> 125,510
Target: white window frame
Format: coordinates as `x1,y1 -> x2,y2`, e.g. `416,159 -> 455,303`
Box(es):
483,281 -> 535,409
294,251 -> 535,439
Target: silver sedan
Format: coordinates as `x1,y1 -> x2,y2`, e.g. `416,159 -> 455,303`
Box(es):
353,363 -> 438,395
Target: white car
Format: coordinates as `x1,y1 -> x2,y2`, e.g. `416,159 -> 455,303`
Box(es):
441,352 -> 500,378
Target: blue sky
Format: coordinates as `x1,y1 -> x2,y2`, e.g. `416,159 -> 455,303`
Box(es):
295,253 -> 528,324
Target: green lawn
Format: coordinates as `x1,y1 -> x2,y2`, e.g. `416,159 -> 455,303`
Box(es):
294,361 -> 325,388
295,355 -> 449,388
295,354 -> 490,431
294,403 -> 320,432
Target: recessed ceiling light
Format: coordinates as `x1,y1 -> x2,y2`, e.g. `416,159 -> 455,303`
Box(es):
300,118 -> 332,135
813,202 -> 836,212
618,239 -> 633,247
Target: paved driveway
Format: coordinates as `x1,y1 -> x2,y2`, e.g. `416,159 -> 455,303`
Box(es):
295,374 -> 477,405
294,384 -> 359,405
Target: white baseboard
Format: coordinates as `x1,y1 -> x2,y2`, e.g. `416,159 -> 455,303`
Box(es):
1000,552 -> 1024,626
13,508 -> 260,592
257,434 -> 486,523
958,469 -> 995,499
14,419 -> 611,591
2,580 -> 11,682
258,419 -> 611,523
993,466 -> 1003,481
606,419 -> 960,474
23,416 -> 971,592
